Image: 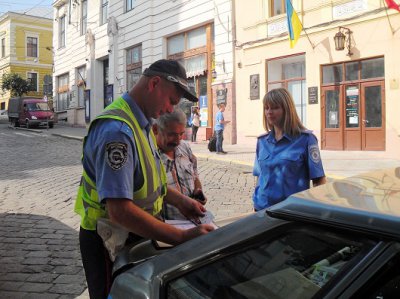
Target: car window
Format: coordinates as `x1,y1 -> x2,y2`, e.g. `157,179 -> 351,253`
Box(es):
166,226 -> 375,299
352,252 -> 400,299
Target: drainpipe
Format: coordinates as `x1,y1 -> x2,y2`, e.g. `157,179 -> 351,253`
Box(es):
231,0 -> 237,144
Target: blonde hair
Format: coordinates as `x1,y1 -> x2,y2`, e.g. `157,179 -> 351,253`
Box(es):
262,88 -> 306,136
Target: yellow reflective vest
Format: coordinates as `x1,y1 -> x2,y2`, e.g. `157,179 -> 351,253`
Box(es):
74,96 -> 167,230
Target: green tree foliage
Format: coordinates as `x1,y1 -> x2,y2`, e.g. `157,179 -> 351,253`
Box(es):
1,73 -> 33,97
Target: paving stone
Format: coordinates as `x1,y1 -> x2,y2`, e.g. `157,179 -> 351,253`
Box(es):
0,125 -> 255,297
26,273 -> 59,283
19,282 -> 52,292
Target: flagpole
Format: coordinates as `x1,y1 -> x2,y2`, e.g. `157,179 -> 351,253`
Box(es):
302,27 -> 316,49
383,0 -> 396,34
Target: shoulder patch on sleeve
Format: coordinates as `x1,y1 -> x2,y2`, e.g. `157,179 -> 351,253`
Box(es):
106,142 -> 128,170
308,144 -> 321,164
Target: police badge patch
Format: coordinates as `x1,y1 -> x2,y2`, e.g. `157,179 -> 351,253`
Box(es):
309,144 -> 321,164
106,142 -> 128,170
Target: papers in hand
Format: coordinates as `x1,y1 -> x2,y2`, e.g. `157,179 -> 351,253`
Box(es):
154,211 -> 218,249
165,211 -> 217,229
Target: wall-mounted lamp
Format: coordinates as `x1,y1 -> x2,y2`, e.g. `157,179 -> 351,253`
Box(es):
334,26 -> 353,56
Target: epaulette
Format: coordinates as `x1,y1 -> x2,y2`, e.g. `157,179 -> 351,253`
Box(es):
257,132 -> 270,139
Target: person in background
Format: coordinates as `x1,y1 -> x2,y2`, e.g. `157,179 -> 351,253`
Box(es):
253,88 -> 326,211
153,108 -> 207,220
74,59 -> 214,299
191,106 -> 200,142
214,103 -> 230,154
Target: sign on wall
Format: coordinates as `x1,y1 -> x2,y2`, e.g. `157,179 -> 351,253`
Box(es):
250,74 -> 259,100
199,95 -> 208,127
216,88 -> 227,106
308,86 -> 318,104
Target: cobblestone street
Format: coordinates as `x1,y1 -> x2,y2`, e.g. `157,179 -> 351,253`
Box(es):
0,123 -> 254,298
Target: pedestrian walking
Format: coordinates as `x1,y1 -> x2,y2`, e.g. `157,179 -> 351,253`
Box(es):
214,103 -> 230,154
191,106 -> 200,142
153,108 -> 207,220
74,59 -> 214,299
253,88 -> 326,211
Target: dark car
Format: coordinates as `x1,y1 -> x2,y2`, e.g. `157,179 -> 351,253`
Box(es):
109,168 -> 400,299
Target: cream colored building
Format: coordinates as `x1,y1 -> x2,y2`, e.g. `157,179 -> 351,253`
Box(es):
52,0 -> 235,142
0,10 -> 53,110
234,0 -> 400,156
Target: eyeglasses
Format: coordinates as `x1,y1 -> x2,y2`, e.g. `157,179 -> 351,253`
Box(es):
143,69 -> 189,88
165,75 -> 189,88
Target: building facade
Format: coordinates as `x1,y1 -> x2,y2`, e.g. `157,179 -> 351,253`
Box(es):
53,0 -> 235,142
0,11 -> 53,110
234,0 -> 400,156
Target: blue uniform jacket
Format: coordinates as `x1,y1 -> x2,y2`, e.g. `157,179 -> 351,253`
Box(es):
252,130 -> 325,210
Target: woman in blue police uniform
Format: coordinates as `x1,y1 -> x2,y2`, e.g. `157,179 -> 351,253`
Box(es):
253,88 -> 326,211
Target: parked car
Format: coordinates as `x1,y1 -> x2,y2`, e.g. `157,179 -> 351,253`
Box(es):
109,167 -> 400,299
0,109 -> 8,122
8,97 -> 54,128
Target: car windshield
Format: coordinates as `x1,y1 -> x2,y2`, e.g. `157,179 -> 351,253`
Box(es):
166,226 -> 376,299
26,102 -> 50,111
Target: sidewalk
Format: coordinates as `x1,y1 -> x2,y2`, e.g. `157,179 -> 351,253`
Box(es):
42,124 -> 400,179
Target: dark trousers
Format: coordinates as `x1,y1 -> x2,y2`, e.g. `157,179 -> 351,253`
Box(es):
191,125 -> 199,142
215,129 -> 224,152
79,227 -> 112,299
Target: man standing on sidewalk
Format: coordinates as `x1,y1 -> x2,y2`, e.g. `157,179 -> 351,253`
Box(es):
74,59 -> 214,299
214,103 -> 230,154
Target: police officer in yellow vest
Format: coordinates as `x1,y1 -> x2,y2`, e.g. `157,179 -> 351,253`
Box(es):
74,59 -> 214,299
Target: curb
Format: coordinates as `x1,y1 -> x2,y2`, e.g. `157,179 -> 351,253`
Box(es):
50,133 -> 344,179
51,133 -> 84,141
8,125 -> 43,134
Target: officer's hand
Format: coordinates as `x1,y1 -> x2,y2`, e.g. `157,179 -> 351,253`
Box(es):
181,224 -> 215,242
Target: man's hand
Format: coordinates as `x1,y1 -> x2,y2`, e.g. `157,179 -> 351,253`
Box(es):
192,188 -> 207,205
177,196 -> 206,221
181,224 -> 215,242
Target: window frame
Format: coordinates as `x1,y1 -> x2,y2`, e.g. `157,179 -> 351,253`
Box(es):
76,65 -> 86,108
27,72 -> 38,92
26,36 -> 38,58
57,73 -> 69,111
81,0 -> 88,36
266,54 -> 307,123
126,44 -> 142,90
100,0 -> 108,25
1,37 -> 5,58
126,0 -> 135,12
270,0 -> 286,17
59,15 -> 66,48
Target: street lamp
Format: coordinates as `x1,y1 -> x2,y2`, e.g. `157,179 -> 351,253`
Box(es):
334,26 -> 353,56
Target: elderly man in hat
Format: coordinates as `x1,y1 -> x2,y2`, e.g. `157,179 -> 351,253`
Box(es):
74,59 -> 214,298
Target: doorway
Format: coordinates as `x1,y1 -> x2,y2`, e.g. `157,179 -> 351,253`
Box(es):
321,57 -> 385,151
321,81 -> 385,150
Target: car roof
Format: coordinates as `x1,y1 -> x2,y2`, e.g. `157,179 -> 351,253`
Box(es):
267,167 -> 400,239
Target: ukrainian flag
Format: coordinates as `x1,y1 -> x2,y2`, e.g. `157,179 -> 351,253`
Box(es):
286,0 -> 303,48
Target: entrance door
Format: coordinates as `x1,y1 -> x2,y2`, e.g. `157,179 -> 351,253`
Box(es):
344,85 -> 361,150
361,81 -> 385,150
322,81 -> 385,151
321,86 -> 343,150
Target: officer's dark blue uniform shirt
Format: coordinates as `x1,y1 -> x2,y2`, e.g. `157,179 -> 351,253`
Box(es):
252,130 -> 325,210
82,92 -> 161,204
